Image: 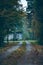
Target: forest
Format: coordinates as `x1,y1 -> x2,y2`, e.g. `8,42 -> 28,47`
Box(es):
0,0 -> 43,47
0,0 -> 43,65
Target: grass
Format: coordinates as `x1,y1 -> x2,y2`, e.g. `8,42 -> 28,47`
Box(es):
22,42 -> 26,46
31,42 -> 38,45
4,40 -> 37,43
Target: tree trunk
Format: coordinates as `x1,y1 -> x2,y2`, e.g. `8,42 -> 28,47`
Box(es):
0,34 -> 4,47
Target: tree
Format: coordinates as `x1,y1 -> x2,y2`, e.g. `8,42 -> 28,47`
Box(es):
0,0 -> 28,47
0,0 -> 24,47
34,0 -> 43,45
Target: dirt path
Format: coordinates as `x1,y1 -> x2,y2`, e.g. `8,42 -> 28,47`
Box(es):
0,42 -> 22,62
0,41 -> 43,65
17,42 -> 43,65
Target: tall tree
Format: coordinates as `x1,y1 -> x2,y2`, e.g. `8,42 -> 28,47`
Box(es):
0,0 -> 24,47
34,0 -> 43,45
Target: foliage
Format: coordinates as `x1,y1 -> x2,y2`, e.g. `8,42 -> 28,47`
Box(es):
0,0 -> 26,47
34,0 -> 43,45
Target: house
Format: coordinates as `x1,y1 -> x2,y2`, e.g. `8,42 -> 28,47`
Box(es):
16,32 -> 23,40
4,32 -> 23,43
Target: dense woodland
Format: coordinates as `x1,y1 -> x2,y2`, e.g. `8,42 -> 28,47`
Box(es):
0,0 -> 43,47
